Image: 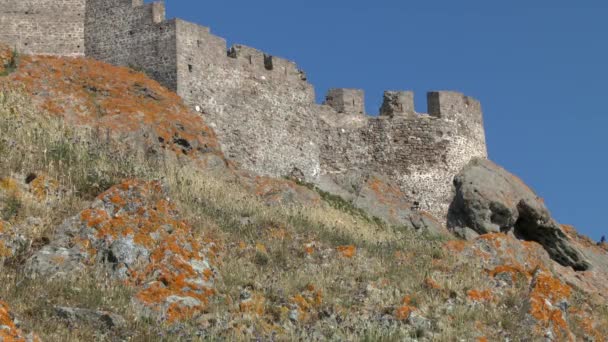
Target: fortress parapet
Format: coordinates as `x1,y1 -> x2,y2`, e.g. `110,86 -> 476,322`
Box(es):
228,45 -> 269,70
227,44 -> 307,82
324,88 -> 365,115
379,91 -> 415,117
428,91 -> 482,121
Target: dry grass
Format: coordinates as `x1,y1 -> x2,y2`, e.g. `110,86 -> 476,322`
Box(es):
1,88 -> 605,341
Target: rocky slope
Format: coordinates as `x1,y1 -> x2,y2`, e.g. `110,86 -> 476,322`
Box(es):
0,46 -> 607,341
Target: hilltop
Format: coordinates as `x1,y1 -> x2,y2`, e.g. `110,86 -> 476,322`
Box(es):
1,0 -> 487,223
0,42 -> 607,341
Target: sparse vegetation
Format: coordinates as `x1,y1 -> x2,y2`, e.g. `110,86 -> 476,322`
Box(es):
0,88 -> 485,340
0,48 -> 17,76
293,178 -> 385,226
1,192 -> 21,220
0,55 -> 606,341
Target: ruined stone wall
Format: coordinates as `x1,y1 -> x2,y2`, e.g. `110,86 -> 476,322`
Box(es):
0,0 -> 85,56
82,1 -> 322,179
175,21 -> 322,179
319,91 -> 487,219
84,0 -> 178,90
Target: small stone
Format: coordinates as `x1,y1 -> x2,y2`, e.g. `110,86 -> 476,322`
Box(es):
288,309 -> 299,322
54,306 -> 126,331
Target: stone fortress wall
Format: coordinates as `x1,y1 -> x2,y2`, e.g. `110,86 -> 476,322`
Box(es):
0,0 -> 487,221
0,0 -> 85,56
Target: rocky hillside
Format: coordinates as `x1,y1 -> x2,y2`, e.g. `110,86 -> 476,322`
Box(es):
0,46 -> 607,341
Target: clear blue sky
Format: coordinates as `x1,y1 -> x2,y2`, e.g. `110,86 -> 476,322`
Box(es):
160,0 -> 607,240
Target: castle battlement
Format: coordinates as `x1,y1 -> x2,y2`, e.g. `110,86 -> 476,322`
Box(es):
227,44 -> 307,82
379,91 -> 415,117
0,0 -> 488,221
324,88 -> 366,115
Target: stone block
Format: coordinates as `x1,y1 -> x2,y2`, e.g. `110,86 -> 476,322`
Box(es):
379,90 -> 415,117
324,88 -> 365,115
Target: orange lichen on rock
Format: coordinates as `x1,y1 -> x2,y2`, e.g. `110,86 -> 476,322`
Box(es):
529,272 -> 573,340
239,292 -> 266,316
466,289 -> 493,302
367,176 -> 408,207
0,177 -> 19,194
394,295 -> 417,321
488,265 -> 530,282
28,174 -> 59,200
478,233 -> 505,249
336,245 -> 357,258
28,180 -> 217,323
290,285 -> 323,322
303,242 -> 316,256
250,175 -> 321,207
394,305 -> 415,321
0,47 -> 225,168
568,307 -> 604,341
423,277 -> 442,290
444,240 -> 468,253
0,300 -> 37,342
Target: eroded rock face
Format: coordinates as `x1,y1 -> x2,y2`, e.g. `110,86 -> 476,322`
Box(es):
26,180 -> 217,323
449,158 -> 590,271
240,173 -> 322,208
319,173 -> 447,236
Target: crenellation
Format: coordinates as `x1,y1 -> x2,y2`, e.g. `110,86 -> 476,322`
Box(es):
228,44 -> 267,70
379,90 -> 415,117
0,0 -> 488,222
324,88 -> 366,115
268,56 -> 308,82
90,0 -> 139,10
427,91 -> 482,121
150,2 -> 166,24
226,45 -> 306,82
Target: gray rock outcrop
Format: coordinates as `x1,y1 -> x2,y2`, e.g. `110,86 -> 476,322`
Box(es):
448,158 -> 590,271
318,173 -> 447,236
25,180 -> 217,323
54,307 -> 126,331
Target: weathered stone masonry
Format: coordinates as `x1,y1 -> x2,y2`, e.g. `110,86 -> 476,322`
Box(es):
0,0 -> 85,56
0,0 -> 488,221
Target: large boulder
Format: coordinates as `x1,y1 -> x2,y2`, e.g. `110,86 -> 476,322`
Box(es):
26,180 -> 217,323
448,158 -> 590,271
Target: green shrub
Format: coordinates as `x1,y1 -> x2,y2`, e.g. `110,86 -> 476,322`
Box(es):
0,48 -> 18,77
291,178 -> 384,226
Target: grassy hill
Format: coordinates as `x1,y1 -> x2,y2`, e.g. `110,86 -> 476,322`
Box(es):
0,46 -> 606,341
